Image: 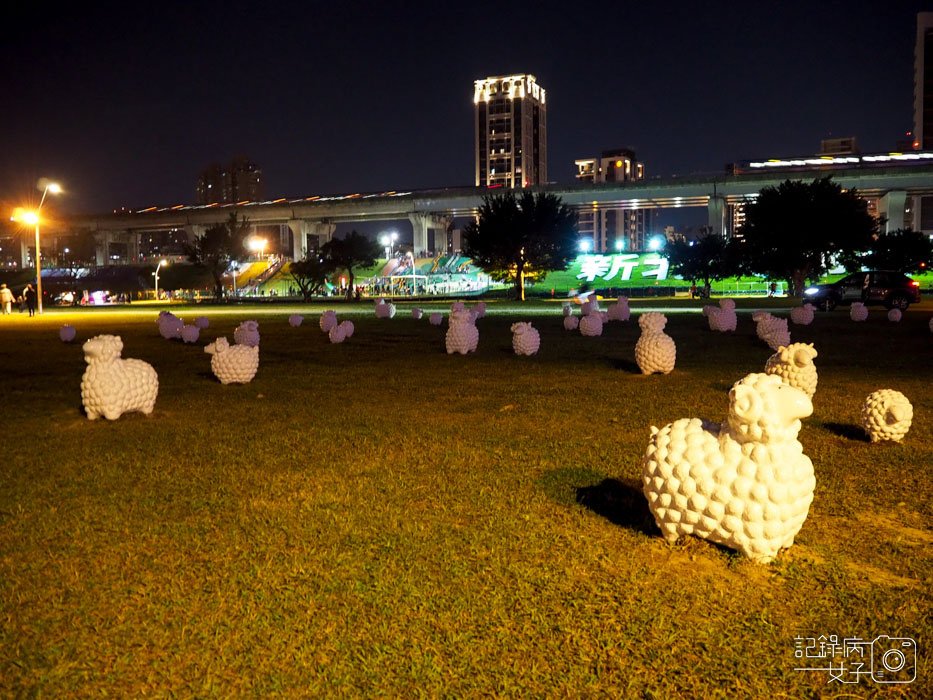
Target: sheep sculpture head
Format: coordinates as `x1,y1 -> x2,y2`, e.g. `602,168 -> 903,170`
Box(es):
83,334 -> 125,363
726,373 -> 813,444
638,312 -> 668,332
764,343 -> 818,398
204,337 -> 230,355
861,389 -> 913,443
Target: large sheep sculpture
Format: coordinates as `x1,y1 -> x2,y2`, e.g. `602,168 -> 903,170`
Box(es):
850,302 -> 868,322
789,304 -> 815,326
642,372 -> 815,563
320,310 -> 338,333
157,311 -> 183,340
861,389 -> 913,443
579,312 -> 604,337
511,322 -> 540,356
707,299 -> 737,332
764,343 -> 818,398
204,337 -> 259,384
81,335 -> 159,420
607,296 -> 630,322
233,320 -> 260,347
445,309 -> 479,354
59,325 -> 76,343
752,311 -> 790,351
635,312 -> 676,375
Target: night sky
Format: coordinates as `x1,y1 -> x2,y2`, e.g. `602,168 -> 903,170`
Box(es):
1,0 -> 929,219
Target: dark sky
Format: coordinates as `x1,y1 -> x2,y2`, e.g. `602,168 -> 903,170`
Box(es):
1,0 -> 929,216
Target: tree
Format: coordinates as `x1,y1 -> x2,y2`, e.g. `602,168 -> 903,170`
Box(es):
320,230 -> 381,300
736,177 -> 878,296
288,254 -> 335,300
184,212 -> 250,298
860,228 -> 933,273
57,229 -> 98,282
462,191 -> 578,301
665,228 -> 738,293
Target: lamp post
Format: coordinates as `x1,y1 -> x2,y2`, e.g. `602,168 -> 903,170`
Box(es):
248,237 -> 268,261
407,251 -> 416,296
232,263 -> 238,297
10,180 -> 62,315
153,259 -> 167,299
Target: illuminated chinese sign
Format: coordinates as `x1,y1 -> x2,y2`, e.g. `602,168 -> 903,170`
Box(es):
575,254 -> 670,283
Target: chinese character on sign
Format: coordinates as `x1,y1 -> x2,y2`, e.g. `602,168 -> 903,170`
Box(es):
793,634 -> 916,685
576,255 -> 611,282
641,255 -> 669,281
604,254 -> 639,282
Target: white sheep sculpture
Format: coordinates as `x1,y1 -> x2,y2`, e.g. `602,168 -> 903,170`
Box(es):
642,372 -> 815,563
445,309 -> 479,354
562,303 -> 573,317
789,304 -> 815,326
412,307 -> 423,320
81,335 -> 158,420
375,300 -> 396,318
450,301 -> 466,313
635,312 -> 676,375
511,322 -> 540,356
850,302 -> 868,322
579,312 -> 604,337
473,302 -> 487,319
752,311 -> 790,351
764,343 -> 818,399
861,389 -> 913,443
887,308 -> 902,323
328,323 -> 347,344
288,314 -> 304,327
59,325 -> 76,343
339,320 -> 354,338
581,298 -> 600,316
429,312 -> 443,326
607,296 -> 630,322
320,310 -> 338,333
204,337 -> 259,385
707,299 -> 737,332
194,316 -> 210,330
157,311 -> 183,340
563,315 -> 580,331
233,320 -> 260,347
180,324 -> 200,344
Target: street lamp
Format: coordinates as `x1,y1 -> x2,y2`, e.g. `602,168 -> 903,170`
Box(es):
379,230 -> 398,259
248,236 -> 268,261
10,180 -> 62,315
153,259 -> 167,299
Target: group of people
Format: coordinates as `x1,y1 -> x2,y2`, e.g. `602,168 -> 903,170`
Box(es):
0,283 -> 38,316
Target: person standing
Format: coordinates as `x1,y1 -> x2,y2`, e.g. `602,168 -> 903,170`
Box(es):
24,284 -> 37,316
0,283 -> 14,314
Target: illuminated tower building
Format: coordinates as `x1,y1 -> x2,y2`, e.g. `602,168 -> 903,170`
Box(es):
474,74 -> 547,188
574,148 -> 651,252
196,157 -> 263,205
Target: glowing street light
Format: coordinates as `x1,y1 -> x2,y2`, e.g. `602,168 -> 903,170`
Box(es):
248,237 -> 268,260
379,230 -> 398,259
578,239 -> 592,253
153,259 -> 167,299
615,239 -> 625,252
10,180 -> 62,315
647,235 -> 665,252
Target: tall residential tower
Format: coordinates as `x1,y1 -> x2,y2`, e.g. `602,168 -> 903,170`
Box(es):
474,74 -> 547,188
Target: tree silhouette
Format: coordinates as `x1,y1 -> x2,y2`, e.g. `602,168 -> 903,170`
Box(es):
861,228 -> 933,273
288,254 -> 335,300
320,230 -> 381,300
735,177 -> 877,296
463,192 -> 578,301
184,212 -> 250,298
665,228 -> 738,293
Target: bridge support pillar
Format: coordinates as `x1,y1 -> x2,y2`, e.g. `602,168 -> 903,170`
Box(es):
880,190 -> 907,232
287,220 -> 335,260
707,195 -> 727,238
409,213 -> 452,256
20,238 -> 29,268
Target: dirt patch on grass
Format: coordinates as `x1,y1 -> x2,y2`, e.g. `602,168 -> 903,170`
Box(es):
853,511 -> 933,546
843,561 -> 920,588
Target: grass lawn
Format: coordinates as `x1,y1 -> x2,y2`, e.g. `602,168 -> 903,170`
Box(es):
1,298 -> 930,697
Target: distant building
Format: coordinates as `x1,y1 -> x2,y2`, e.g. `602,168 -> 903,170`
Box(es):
914,12 -> 933,232
819,137 -> 859,156
196,157 -> 262,205
474,74 -> 547,188
574,148 -> 651,251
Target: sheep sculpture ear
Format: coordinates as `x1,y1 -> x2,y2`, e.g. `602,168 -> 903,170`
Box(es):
730,383 -> 763,424
887,403 -> 911,425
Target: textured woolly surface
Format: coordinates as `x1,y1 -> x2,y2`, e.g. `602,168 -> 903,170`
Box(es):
0,300 -> 930,697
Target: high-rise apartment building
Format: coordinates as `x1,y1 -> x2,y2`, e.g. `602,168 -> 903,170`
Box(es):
196,157 -> 263,205
474,74 -> 547,188
914,12 -> 933,231
574,148 -> 651,251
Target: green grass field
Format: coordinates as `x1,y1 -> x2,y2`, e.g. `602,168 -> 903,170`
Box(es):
1,299 -> 930,697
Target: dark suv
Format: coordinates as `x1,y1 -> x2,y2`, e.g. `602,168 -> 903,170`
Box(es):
803,271 -> 921,311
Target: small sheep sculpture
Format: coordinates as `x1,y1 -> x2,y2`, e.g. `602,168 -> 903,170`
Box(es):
204,337 -> 259,384
374,300 -> 396,318
59,325 -> 76,343
339,320 -> 354,338
635,312 -> 676,375
157,311 -> 183,339
607,296 -> 630,322
579,312 -> 604,337
511,322 -> 540,356
81,335 -> 158,420
850,302 -> 868,322
563,315 -> 579,331
752,311 -> 790,351
412,307 -> 423,320
789,304 -> 815,326
320,310 -> 338,333
929,317 -> 933,334
180,324 -> 200,344
194,316 -> 210,330
328,323 -> 347,344
233,320 -> 260,347
445,309 -> 479,354
429,312 -> 443,326
562,304 -> 573,317
642,372 -> 815,563
581,298 -> 600,316
764,343 -> 818,399
473,302 -> 487,319
861,389 -> 913,443
707,299 -> 737,332
288,314 -> 304,327
887,308 -> 902,323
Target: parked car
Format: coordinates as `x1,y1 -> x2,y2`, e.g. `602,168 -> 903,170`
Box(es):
803,270 -> 921,311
